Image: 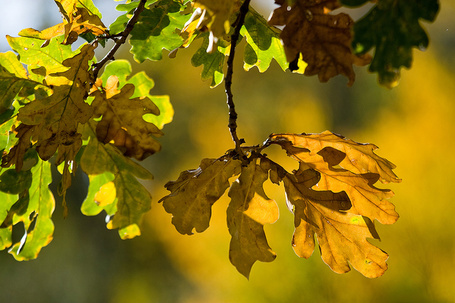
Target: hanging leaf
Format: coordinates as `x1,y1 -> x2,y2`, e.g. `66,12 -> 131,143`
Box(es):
283,167 -> 388,278
352,0 -> 440,87
160,157 -> 242,235
80,137 -> 154,239
7,160 -> 55,261
241,9 -> 288,73
227,158 -> 279,278
269,0 -> 371,85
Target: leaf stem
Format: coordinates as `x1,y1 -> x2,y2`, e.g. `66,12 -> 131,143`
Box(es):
91,0 -> 147,80
225,0 -> 251,162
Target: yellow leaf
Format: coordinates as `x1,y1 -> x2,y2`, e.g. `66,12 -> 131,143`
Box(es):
269,131 -> 401,184
159,157 -> 241,234
20,1 -> 107,44
227,158 -> 279,278
268,0 -> 370,85
283,169 -> 388,278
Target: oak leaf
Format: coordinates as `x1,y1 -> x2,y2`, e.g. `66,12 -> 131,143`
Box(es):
6,44 -> 95,171
19,0 -> 107,44
80,137 -> 154,239
283,168 -> 388,278
227,159 -> 279,278
269,131 -> 400,183
90,75 -> 162,160
160,157 -> 242,235
352,0 -> 439,87
181,0 -> 241,53
268,0 -> 370,85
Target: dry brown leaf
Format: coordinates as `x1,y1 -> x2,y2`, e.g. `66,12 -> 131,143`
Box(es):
268,0 -> 370,85
90,75 -> 162,161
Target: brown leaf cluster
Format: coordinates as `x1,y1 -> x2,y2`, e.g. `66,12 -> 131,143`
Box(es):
161,131 -> 400,278
269,0 -> 370,85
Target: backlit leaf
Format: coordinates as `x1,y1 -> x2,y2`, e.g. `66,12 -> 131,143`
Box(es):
3,44 -> 95,171
241,9 -> 288,73
160,157 -> 242,235
19,0 -> 107,44
8,160 -> 55,261
352,0 -> 439,87
90,75 -> 162,160
80,137 -> 154,238
269,0 -> 371,85
100,60 -> 173,129
269,131 -> 400,183
128,0 -> 190,62
283,168 -> 388,278
227,158 -> 279,278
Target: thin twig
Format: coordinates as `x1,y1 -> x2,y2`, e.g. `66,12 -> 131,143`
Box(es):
91,0 -> 147,80
225,0 -> 251,162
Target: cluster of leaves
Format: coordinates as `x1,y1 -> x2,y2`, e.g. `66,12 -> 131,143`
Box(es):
160,131 -> 401,278
0,0 -> 438,278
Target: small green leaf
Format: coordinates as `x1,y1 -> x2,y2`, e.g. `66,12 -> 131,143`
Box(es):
241,9 -> 288,73
129,0 -> 191,62
191,33 -> 229,87
81,172 -> 116,216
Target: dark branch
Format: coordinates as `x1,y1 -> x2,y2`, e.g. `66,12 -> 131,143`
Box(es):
91,0 -> 147,80
225,0 -> 251,161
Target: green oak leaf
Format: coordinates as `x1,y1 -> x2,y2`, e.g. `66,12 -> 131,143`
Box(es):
6,36 -> 75,82
100,60 -> 173,129
8,159 -> 55,261
241,9 -> 287,73
0,52 -> 46,113
352,0 -> 439,87
80,137 -> 153,239
191,33 -> 230,87
127,0 -> 191,62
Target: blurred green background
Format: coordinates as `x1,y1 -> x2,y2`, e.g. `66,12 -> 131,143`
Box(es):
1,1 -> 455,302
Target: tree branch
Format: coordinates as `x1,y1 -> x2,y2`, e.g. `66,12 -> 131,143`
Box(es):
91,0 -> 147,80
225,0 -> 251,162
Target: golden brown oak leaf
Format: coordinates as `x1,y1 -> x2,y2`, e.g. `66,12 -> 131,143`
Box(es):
89,75 -> 162,161
269,131 -> 400,224
269,131 -> 401,184
283,168 -> 389,278
19,3 -> 106,44
227,158 -> 279,278
159,157 -> 242,235
3,44 -> 95,170
181,0 -> 242,52
268,0 -> 370,85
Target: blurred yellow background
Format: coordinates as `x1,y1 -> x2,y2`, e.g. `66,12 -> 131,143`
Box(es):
1,1 -> 455,303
